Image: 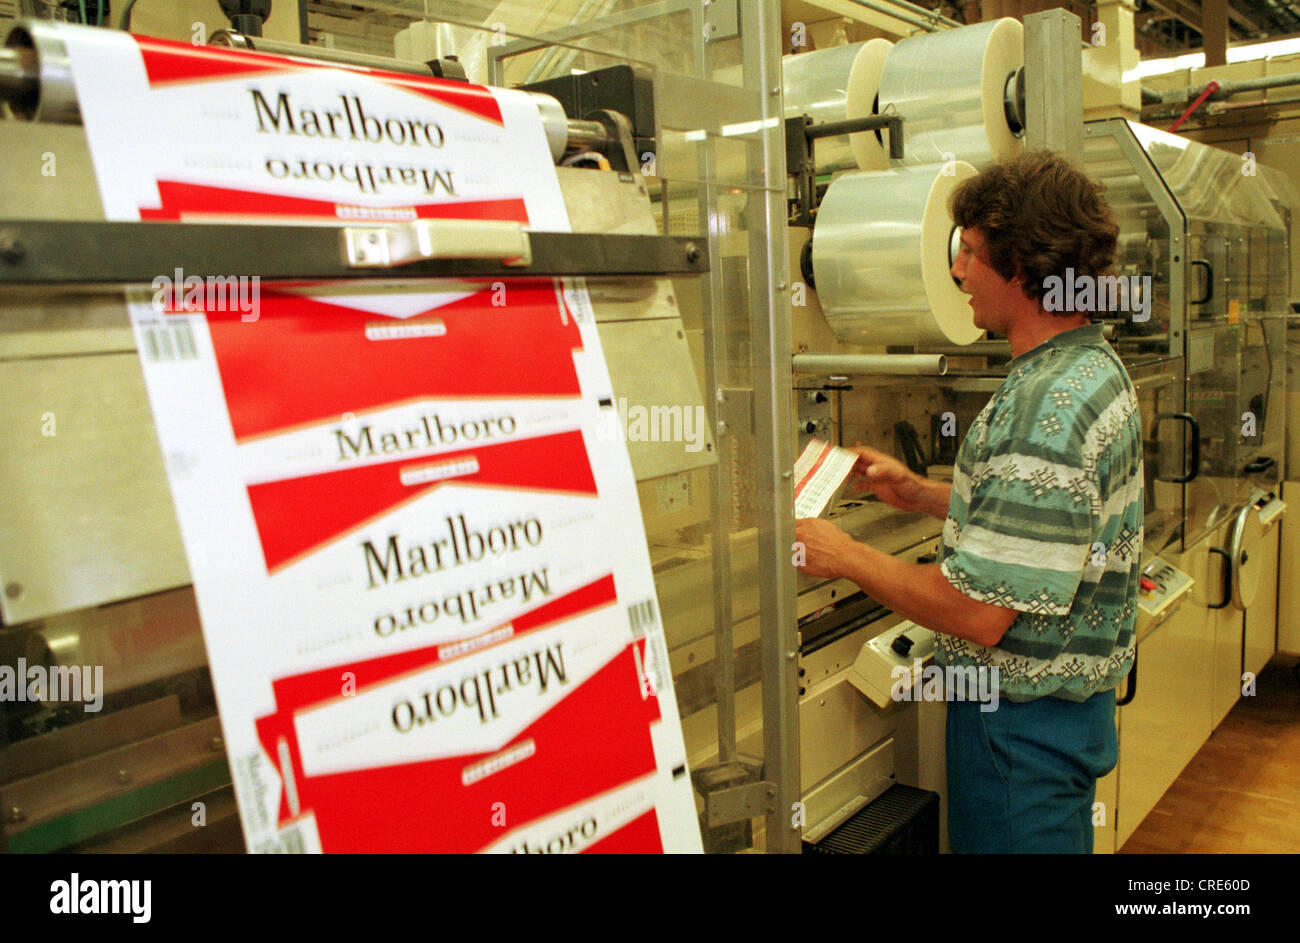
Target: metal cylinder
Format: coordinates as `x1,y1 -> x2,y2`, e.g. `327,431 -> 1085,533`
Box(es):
208,29 -> 438,77
3,19 -> 80,124
0,47 -> 37,112
2,21 -> 574,164
792,353 -> 948,376
527,90 -> 570,162
564,118 -> 611,152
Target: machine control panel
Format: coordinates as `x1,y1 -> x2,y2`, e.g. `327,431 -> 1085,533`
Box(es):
1136,554 -> 1193,633
846,620 -> 936,709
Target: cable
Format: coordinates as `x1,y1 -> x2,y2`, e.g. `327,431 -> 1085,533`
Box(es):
78,0 -> 86,25
560,151 -> 611,171
119,0 -> 140,31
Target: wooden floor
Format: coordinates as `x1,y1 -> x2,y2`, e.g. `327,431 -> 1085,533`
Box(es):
1120,653 -> 1300,854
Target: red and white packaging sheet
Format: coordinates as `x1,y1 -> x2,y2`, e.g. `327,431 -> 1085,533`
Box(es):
62,24 -> 701,853
793,439 -> 859,519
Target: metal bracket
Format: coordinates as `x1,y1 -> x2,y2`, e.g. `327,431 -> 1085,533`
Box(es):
706,780 -> 777,826
786,113 -> 904,227
703,0 -> 741,41
582,107 -> 640,173
1023,9 -> 1083,159
689,756 -> 768,852
344,219 -> 532,269
426,58 -> 468,82
716,387 -> 754,437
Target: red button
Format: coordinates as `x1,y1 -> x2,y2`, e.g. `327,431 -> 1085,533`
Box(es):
1140,577 -> 1157,591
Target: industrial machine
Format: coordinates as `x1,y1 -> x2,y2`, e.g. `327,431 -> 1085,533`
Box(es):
0,12 -> 728,852
1079,117 -> 1292,849
0,1 -> 1291,855
779,14 -> 1291,852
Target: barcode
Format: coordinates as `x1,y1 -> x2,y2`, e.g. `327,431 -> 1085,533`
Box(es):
254,826 -> 306,854
559,280 -> 593,323
279,825 -> 306,854
140,321 -> 199,362
627,597 -> 658,636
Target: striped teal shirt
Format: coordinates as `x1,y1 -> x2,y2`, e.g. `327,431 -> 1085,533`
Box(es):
937,323 -> 1142,702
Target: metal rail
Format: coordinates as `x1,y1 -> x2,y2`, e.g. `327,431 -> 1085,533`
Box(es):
0,223 -> 709,285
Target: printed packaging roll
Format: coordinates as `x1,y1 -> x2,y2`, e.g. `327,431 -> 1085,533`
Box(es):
878,17 -> 1024,169
812,161 -> 983,347
52,22 -> 702,853
783,39 -> 893,173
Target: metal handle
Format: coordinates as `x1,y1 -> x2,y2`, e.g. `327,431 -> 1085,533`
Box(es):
1156,412 -> 1200,483
1257,495 -> 1286,528
1208,547 -> 1232,609
1190,259 -> 1213,305
1117,643 -> 1138,706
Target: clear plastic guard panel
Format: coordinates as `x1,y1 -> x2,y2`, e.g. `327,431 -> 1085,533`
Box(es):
1130,121 -> 1288,234
1082,122 -> 1175,368
1084,118 -> 1291,551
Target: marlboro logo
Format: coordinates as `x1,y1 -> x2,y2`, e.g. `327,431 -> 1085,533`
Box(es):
390,641 -> 567,729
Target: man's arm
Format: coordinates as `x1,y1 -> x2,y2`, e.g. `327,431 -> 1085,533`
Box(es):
795,518 -> 1018,648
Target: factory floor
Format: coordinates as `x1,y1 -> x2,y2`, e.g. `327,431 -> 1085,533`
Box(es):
1119,653 -> 1300,854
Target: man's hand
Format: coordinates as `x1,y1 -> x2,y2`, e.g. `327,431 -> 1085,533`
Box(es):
848,445 -> 925,512
848,444 -> 952,521
794,517 -> 860,580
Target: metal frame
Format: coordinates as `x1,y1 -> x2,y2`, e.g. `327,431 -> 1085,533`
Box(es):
1024,9 -> 1084,160
741,0 -> 798,854
1083,119 -> 1188,355
691,0 -> 738,803
0,222 -> 709,284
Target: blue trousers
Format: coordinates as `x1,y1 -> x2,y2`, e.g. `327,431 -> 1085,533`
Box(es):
946,688 -> 1118,853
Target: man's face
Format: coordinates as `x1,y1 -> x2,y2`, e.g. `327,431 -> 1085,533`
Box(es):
950,226 -> 1018,334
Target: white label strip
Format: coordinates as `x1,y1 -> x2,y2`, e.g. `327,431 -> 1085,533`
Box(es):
793,438 -> 860,518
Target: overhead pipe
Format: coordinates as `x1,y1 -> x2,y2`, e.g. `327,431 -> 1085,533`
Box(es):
792,353 -> 947,376
844,0 -> 959,33
1145,69 -> 1300,105
1169,80 -> 1219,131
1145,84 -> 1300,120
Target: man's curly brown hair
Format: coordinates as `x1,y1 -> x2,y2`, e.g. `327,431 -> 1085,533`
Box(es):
950,151 -> 1119,313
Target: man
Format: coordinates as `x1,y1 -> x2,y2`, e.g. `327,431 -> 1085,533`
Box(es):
796,151 -> 1143,853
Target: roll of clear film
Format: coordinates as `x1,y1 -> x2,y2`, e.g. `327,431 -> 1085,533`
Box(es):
878,17 -> 1024,169
812,162 -> 984,347
783,38 -> 893,173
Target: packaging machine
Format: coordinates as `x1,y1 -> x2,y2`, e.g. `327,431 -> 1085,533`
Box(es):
1,1 -> 1291,854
